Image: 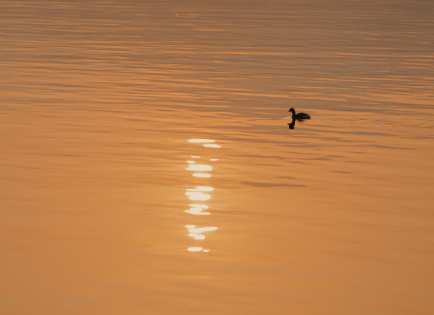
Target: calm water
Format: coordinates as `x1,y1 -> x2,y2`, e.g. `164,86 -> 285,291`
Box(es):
1,1 -> 434,314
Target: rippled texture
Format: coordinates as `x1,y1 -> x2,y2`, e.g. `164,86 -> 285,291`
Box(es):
1,1 -> 434,314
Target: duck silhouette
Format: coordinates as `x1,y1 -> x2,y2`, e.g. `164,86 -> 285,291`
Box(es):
289,108 -> 311,121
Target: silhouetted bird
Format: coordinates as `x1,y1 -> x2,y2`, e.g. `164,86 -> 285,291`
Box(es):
289,108 -> 311,121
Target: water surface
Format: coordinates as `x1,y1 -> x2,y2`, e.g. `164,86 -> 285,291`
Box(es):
1,1 -> 434,314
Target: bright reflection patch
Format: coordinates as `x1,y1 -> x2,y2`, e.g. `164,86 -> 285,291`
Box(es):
185,209 -> 210,215
203,144 -> 221,148
190,207 -> 205,212
186,186 -> 214,192
185,164 -> 213,172
188,247 -> 203,252
187,226 -> 218,242
193,173 -> 211,178
210,159 -> 218,161
196,186 -> 214,191
189,204 -> 208,209
185,192 -> 211,201
188,227 -> 218,234
186,204 -> 210,215
188,139 -> 216,143
191,156 -> 200,159
187,160 -> 196,164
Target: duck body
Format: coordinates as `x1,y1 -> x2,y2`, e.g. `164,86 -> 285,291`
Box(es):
289,108 -> 311,121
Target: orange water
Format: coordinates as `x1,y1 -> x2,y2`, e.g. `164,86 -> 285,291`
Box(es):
1,1 -> 434,314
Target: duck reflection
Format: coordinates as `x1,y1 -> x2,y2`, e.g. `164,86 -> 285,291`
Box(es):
288,118 -> 296,129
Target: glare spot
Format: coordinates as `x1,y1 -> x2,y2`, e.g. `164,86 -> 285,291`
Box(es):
185,204 -> 211,216
186,164 -> 213,172
193,173 -> 212,178
186,186 -> 214,192
189,204 -> 208,209
185,225 -> 196,228
191,156 -> 200,159
188,227 -> 218,234
203,144 -> 221,148
203,249 -> 210,253
188,247 -> 203,252
196,186 -> 214,191
187,160 -> 196,164
188,139 -> 216,143
210,159 -> 218,161
185,203 -> 211,215
185,192 -> 211,201
187,226 -> 218,241
185,209 -> 210,215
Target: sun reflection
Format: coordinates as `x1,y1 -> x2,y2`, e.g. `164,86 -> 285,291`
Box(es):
185,139 -> 221,252
185,203 -> 210,215
188,139 -> 216,143
189,204 -> 208,209
188,247 -> 204,252
188,226 -> 218,234
185,191 -> 211,201
193,173 -> 212,178
186,186 -> 214,192
187,226 -> 218,240
203,144 -> 221,148
185,164 -> 213,171
185,208 -> 210,215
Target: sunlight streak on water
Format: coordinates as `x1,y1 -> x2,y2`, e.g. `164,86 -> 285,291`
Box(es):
203,144 -> 221,148
185,191 -> 211,201
188,226 -> 218,240
185,139 -> 221,251
188,139 -> 216,143
187,247 -> 205,252
186,186 -> 214,192
185,164 -> 213,171
189,204 -> 208,209
188,226 -> 218,234
193,173 -> 212,178
185,208 -> 210,215
185,203 -> 210,215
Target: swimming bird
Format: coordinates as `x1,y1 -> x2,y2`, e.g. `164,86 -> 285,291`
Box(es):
289,108 -> 311,121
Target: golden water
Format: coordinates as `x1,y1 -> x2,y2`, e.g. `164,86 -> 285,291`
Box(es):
1,1 -> 434,314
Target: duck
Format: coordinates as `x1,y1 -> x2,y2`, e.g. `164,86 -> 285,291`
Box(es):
289,108 -> 311,121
